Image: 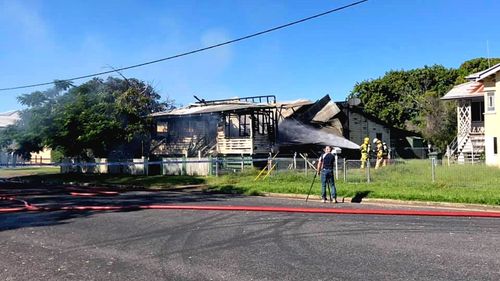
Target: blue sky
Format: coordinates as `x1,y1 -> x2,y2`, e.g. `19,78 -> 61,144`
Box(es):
1,0 -> 499,112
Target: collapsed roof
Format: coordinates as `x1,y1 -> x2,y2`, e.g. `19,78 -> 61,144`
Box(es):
277,95 -> 358,149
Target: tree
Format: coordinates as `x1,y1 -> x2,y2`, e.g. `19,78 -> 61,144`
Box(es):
415,91 -> 456,150
7,80 -> 73,158
349,58 -> 500,151
7,77 -> 173,159
349,65 -> 458,129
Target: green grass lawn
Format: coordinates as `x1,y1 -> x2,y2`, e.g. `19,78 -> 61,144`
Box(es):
207,160 -> 500,205
0,166 -> 60,178
2,161 -> 500,205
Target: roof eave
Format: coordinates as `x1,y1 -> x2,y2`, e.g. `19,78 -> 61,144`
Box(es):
466,63 -> 500,81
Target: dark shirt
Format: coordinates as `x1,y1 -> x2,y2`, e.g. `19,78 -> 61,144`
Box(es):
320,153 -> 334,170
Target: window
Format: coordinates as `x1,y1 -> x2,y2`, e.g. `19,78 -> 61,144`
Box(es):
238,115 -> 251,137
487,92 -> 495,112
223,114 -> 251,138
256,113 -> 269,135
471,101 -> 484,121
156,121 -> 168,133
495,137 -> 498,155
224,115 -> 233,137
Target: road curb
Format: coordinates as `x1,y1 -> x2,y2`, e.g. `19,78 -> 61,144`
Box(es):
260,192 -> 500,212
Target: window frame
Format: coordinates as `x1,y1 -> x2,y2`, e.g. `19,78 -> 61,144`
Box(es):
486,91 -> 495,113
471,101 -> 485,121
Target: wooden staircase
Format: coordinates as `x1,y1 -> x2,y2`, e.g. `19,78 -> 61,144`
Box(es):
453,132 -> 485,163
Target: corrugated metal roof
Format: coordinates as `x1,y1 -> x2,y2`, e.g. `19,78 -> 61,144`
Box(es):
276,99 -> 314,119
151,102 -> 274,117
441,81 -> 484,100
311,101 -> 341,123
276,99 -> 314,108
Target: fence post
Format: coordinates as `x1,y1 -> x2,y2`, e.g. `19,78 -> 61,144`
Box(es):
182,155 -> 187,176
208,156 -> 212,175
293,152 -> 297,169
343,158 -> 347,182
431,158 -> 436,182
241,154 -> 244,171
335,154 -> 339,180
143,156 -> 149,176
446,145 -> 450,167
215,157 -> 219,177
366,159 -> 371,183
161,158 -> 165,175
304,154 -> 308,176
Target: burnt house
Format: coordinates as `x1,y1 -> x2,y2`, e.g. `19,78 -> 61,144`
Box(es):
151,94 -> 422,159
151,95 -> 278,157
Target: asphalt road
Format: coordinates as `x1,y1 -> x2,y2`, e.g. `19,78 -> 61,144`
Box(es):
1,189 -> 500,281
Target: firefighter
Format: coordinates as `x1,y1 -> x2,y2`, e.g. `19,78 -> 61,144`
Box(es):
382,141 -> 389,166
360,137 -> 370,169
374,138 -> 383,169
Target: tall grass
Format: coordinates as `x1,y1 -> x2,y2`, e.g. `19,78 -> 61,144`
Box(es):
207,160 -> 500,205
3,161 -> 500,205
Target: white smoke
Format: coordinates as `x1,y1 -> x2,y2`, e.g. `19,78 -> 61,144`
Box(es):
279,119 -> 359,149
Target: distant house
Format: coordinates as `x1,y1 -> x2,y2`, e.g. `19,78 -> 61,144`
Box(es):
442,63 -> 500,166
0,111 -> 20,129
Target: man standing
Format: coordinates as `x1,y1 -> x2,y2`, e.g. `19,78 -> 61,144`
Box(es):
316,146 -> 337,203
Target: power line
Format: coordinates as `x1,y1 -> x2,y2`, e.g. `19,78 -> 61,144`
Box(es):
0,0 -> 369,92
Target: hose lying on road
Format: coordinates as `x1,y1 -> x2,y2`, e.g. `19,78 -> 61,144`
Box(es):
1,197 -> 500,218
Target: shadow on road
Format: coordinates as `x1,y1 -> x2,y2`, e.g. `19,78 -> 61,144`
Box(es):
351,191 -> 372,203
0,180 -> 245,232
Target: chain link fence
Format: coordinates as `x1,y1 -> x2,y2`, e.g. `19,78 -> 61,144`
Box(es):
244,156 -> 497,188
2,155 -> 498,188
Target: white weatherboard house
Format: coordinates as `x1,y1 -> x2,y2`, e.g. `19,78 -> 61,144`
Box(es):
0,111 -> 20,129
442,63 -> 500,166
